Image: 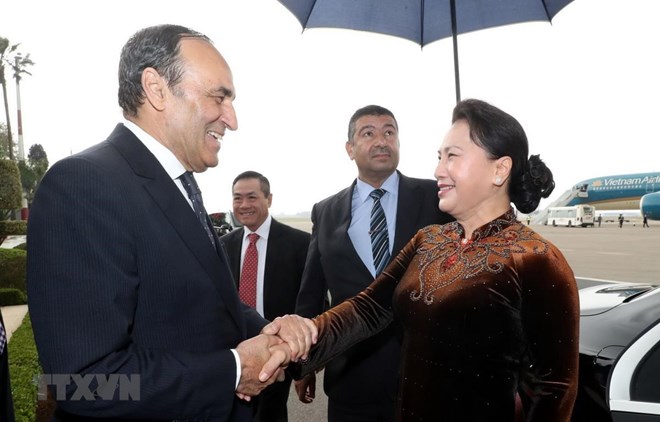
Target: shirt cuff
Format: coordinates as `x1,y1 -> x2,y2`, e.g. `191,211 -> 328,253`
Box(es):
231,348 -> 241,390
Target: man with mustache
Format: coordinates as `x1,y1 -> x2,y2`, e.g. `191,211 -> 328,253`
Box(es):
27,24 -> 314,421
294,105 -> 452,421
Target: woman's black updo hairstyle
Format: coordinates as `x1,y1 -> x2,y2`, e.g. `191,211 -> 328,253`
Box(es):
451,99 -> 555,213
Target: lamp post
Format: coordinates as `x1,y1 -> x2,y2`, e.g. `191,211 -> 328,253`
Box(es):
15,53 -> 28,220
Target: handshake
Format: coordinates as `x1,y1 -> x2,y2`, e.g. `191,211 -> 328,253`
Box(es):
234,315 -> 317,401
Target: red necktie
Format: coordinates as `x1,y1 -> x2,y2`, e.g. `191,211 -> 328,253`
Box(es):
239,233 -> 259,308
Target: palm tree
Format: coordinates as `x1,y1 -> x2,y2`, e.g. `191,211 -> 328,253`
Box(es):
1,38 -> 34,162
0,36 -> 17,160
11,53 -> 34,84
11,51 -> 35,162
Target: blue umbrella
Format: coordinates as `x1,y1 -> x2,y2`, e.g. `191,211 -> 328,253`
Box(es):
277,0 -> 573,103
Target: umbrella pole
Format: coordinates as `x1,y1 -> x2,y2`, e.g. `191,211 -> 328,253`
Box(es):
450,0 -> 461,103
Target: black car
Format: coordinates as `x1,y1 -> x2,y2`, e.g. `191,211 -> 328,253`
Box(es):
573,282 -> 660,421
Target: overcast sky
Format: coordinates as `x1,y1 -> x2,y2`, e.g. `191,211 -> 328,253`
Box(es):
2,0 -> 659,215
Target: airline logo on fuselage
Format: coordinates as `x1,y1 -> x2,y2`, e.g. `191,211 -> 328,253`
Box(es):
592,175 -> 660,188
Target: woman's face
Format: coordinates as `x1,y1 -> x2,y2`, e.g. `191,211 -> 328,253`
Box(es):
434,119 -> 501,221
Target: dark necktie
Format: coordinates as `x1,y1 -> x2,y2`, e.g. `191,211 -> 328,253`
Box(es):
239,232 -> 259,308
370,188 -> 391,275
179,172 -> 215,245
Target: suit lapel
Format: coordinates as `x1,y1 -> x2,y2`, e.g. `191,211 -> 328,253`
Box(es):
263,220 -> 280,317
393,173 -> 423,253
107,124 -> 244,331
335,186 -> 353,237
338,182 -> 374,280
226,228 -> 245,287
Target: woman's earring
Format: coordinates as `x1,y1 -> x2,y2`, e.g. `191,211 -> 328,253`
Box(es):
495,178 -> 502,185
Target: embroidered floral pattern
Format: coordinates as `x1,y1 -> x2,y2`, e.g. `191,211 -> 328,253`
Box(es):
410,209 -> 549,305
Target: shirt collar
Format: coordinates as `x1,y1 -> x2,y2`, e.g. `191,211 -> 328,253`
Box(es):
123,120 -> 186,180
453,207 -> 518,241
243,214 -> 272,242
355,171 -> 400,204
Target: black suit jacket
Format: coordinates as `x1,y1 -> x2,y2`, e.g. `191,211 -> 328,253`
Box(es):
27,124 -> 267,421
221,219 -> 310,321
295,172 -> 452,404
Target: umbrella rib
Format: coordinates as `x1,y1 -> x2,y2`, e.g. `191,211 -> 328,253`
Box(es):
450,0 -> 460,103
302,0 -> 319,26
420,0 -> 425,48
541,1 -> 551,20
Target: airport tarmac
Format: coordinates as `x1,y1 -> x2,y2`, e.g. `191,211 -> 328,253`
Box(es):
284,218 -> 659,421
531,221 -> 659,285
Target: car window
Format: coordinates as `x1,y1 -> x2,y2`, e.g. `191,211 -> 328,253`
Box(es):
631,341 -> 660,403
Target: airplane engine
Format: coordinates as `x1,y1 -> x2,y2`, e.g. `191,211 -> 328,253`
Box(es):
640,192 -> 660,220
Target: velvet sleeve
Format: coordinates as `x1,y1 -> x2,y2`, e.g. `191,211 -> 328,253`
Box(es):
288,232 -> 419,380
518,242 -> 579,421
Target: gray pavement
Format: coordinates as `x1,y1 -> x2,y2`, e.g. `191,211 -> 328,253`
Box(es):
4,222 -> 659,421
0,304 -> 28,343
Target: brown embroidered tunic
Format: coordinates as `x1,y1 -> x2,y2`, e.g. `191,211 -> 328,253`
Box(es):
292,209 -> 579,421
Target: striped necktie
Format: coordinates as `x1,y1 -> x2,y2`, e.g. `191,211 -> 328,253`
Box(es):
0,322 -> 6,355
370,188 -> 391,275
179,172 -> 216,245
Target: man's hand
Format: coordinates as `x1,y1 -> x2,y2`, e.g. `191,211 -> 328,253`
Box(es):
235,334 -> 292,401
294,372 -> 316,404
262,314 -> 317,361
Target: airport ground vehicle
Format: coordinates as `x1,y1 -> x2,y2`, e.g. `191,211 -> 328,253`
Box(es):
573,283 -> 660,421
546,204 -> 595,227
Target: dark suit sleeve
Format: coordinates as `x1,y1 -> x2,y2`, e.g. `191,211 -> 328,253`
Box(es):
242,302 -> 268,338
295,203 -> 329,318
27,159 -> 240,420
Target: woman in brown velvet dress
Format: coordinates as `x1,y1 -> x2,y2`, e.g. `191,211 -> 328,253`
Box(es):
289,99 -> 579,421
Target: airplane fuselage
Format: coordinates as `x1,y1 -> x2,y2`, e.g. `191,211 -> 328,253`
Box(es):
564,172 -> 660,219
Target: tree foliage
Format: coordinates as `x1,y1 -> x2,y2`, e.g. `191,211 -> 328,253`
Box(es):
0,122 -> 8,158
0,158 -> 21,210
18,144 -> 48,204
0,158 -> 24,241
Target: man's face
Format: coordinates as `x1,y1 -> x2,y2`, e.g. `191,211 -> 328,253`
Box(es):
346,114 -> 400,184
232,178 -> 272,231
164,38 -> 238,173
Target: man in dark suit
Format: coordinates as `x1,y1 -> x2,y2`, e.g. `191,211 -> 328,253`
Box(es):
27,24 -> 314,421
221,171 -> 310,422
294,105 -> 452,421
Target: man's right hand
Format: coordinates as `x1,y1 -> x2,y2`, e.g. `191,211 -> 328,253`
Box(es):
235,334 -> 291,400
294,372 -> 316,404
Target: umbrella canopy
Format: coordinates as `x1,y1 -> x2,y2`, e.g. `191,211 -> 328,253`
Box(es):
278,0 -> 573,103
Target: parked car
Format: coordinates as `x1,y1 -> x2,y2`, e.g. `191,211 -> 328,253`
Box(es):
573,282 -> 660,421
